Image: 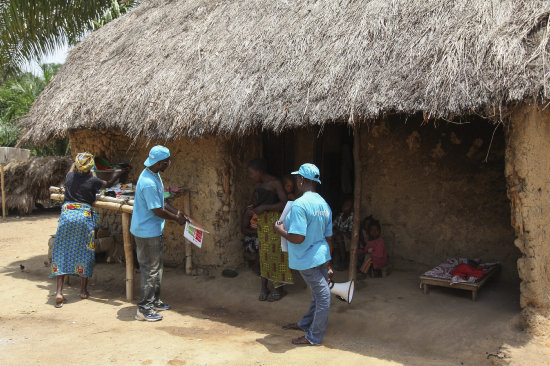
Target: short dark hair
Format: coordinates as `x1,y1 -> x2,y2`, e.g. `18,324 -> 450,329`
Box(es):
247,158 -> 267,173
369,219 -> 381,232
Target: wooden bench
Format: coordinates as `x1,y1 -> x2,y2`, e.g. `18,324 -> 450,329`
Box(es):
420,264 -> 500,301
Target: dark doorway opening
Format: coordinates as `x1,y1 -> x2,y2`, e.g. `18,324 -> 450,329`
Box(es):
261,124 -> 354,210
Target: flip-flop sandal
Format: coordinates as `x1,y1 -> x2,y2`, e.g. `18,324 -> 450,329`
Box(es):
55,296 -> 66,308
258,289 -> 270,301
282,323 -> 302,331
292,336 -> 316,346
267,290 -> 286,302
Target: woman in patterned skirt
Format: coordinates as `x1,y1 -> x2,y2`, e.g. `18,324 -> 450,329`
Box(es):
50,153 -> 122,308
247,158 -> 293,301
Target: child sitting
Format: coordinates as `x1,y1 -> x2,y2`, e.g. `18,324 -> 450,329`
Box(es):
358,220 -> 387,276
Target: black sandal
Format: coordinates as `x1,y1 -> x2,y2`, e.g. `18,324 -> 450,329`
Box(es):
259,289 -> 270,301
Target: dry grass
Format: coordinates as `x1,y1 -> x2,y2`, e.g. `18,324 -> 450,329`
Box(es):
19,0 -> 550,143
1,156 -> 72,214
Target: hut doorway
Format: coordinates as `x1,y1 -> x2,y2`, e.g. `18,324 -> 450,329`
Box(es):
262,124 -> 354,210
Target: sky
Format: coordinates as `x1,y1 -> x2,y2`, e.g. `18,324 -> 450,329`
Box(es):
21,43 -> 70,76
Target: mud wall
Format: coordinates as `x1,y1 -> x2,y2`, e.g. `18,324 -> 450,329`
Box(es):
506,105 -> 550,309
360,117 -> 518,277
69,130 -> 255,268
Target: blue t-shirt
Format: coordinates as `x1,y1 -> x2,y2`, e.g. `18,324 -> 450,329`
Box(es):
130,168 -> 165,238
285,191 -> 333,270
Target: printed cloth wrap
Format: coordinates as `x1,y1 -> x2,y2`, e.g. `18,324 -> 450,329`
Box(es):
50,202 -> 98,278
257,211 -> 294,287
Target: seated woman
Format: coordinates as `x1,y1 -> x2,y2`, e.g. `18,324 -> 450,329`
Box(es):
50,153 -> 124,307
247,158 -> 293,301
358,220 -> 387,276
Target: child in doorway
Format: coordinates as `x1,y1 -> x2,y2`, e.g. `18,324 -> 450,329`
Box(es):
332,197 -> 354,270
358,220 -> 387,276
282,174 -> 296,201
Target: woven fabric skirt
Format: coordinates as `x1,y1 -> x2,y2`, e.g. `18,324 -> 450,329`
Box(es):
50,202 -> 98,278
257,211 -> 293,287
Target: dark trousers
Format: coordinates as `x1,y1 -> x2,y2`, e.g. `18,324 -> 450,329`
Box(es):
135,235 -> 163,314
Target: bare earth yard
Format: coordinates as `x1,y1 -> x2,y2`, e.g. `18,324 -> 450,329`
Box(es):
1,212 -> 549,365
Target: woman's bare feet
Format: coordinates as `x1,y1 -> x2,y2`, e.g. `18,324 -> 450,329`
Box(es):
80,290 -> 89,299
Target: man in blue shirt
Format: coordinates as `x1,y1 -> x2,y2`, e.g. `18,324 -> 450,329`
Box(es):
274,163 -> 333,345
131,145 -> 186,322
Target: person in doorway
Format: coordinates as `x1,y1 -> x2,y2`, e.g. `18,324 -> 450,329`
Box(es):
358,220 -> 387,276
282,174 -> 297,201
131,145 -> 187,322
332,197 -> 354,270
274,163 -> 333,346
247,158 -> 293,301
51,152 -> 124,308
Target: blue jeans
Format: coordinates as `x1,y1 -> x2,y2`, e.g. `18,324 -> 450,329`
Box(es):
297,263 -> 331,345
135,235 -> 163,314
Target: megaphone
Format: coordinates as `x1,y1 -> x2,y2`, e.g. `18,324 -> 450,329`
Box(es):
328,280 -> 354,304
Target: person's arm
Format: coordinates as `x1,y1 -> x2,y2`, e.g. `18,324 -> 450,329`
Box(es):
253,180 -> 288,214
274,203 -> 307,244
140,185 -> 186,225
164,201 -> 179,216
151,207 -> 186,225
273,222 -> 306,244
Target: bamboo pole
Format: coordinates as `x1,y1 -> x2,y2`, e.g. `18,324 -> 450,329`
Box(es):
122,212 -> 134,301
49,187 -> 134,206
50,193 -> 133,214
348,122 -> 362,281
183,191 -> 192,274
1,163 -> 5,220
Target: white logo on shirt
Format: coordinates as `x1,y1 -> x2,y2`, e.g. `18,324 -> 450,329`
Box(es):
313,210 -> 330,217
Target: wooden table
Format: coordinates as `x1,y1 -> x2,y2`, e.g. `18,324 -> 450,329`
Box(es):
420,264 -> 500,301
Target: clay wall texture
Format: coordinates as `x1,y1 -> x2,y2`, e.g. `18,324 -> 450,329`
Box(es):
69,130 -> 256,268
506,105 -> 550,309
360,117 -> 518,278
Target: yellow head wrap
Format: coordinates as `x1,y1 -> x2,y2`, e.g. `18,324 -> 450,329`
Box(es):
75,152 -> 94,173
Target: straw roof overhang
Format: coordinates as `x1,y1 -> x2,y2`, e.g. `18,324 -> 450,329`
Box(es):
20,0 -> 550,143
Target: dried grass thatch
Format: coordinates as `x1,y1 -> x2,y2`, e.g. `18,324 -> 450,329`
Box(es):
1,156 -> 72,214
20,0 -> 550,143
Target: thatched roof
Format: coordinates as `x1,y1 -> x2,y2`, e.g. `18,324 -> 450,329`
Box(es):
1,156 -> 72,214
20,0 -> 550,142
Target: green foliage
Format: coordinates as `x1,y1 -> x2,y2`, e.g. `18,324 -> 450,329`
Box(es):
93,1 -> 139,30
0,63 -> 68,155
0,0 -> 140,79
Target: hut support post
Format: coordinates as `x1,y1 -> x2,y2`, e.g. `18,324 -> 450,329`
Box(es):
1,163 -> 5,220
122,212 -> 134,301
348,122 -> 362,281
183,191 -> 192,274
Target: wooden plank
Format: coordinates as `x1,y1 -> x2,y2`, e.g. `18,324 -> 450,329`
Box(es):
348,122 -> 362,281
122,212 -> 134,301
183,191 -> 192,275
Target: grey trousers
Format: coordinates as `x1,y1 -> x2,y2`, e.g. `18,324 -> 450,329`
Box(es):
135,235 -> 163,314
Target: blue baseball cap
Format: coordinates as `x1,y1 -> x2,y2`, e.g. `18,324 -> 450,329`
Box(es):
144,145 -> 170,167
292,163 -> 321,184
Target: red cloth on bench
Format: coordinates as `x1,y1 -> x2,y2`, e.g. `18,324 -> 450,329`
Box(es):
451,263 -> 485,279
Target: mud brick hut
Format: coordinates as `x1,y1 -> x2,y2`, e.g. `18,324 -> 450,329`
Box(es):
19,1 -> 550,323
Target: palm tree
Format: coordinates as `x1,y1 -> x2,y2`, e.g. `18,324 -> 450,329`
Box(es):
0,0 -> 139,80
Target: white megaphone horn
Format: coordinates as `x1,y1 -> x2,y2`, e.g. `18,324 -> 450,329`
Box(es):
328,279 -> 354,304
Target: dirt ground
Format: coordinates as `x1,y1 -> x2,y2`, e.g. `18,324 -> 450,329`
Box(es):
1,212 -> 549,366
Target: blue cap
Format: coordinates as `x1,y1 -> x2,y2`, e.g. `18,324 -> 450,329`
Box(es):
292,163 -> 321,184
144,145 -> 170,167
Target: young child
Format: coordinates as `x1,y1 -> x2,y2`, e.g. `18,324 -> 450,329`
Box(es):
332,197 -> 354,270
358,220 -> 387,276
282,174 -> 296,201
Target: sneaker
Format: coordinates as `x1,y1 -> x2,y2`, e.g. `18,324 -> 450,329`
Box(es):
135,310 -> 163,322
153,300 -> 172,311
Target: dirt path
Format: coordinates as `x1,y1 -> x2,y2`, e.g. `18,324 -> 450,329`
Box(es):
0,212 -> 548,365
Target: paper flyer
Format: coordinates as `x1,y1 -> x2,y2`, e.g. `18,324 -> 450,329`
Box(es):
278,201 -> 293,252
184,221 -> 206,248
